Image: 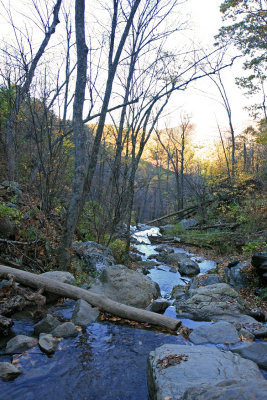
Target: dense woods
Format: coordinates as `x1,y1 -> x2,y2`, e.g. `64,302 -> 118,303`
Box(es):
0,0 -> 266,270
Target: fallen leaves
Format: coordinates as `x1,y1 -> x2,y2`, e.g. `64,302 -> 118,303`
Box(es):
156,354 -> 189,371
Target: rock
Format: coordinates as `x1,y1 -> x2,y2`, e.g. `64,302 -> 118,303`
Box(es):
250,307 -> 266,322
169,267 -> 177,273
179,218 -> 198,229
156,253 -> 200,277
230,342 -> 267,370
34,314 -> 60,336
89,265 -> 160,308
129,252 -> 142,262
6,181 -> 22,198
251,252 -> 267,268
155,245 -> 174,254
224,261 -> 250,290
73,241 -> 115,272
189,274 -> 221,289
6,335 -> 37,354
189,321 -> 239,344
171,286 -> 187,301
181,379 -> 267,400
147,344 -> 264,400
40,271 -> 75,285
51,322 -> 78,338
0,315 -> 13,336
39,334 -> 58,354
147,298 -> 169,313
238,328 -> 255,341
0,362 -> 21,381
175,283 -> 250,321
72,299 -> 99,327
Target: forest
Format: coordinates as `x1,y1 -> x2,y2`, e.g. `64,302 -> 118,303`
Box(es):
0,0 -> 267,397
0,0 -> 266,268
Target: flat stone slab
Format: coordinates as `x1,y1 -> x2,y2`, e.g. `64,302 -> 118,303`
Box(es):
189,321 -> 239,344
147,344 -> 264,400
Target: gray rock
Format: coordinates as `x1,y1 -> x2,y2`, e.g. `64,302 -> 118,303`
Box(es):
40,271 -> 75,285
251,252 -> 267,268
73,241 -> 115,272
0,362 -> 21,381
51,322 -> 78,338
147,344 -> 264,400
175,283 -> 250,321
6,181 -> 23,198
39,334 -> 58,354
169,266 -> 177,273
238,328 -> 255,341
189,321 -> 239,344
129,252 -> 142,262
179,218 -> 198,229
224,261 -> 250,290
34,314 -> 60,336
72,299 -> 99,327
189,274 -> 221,289
156,253 -> 200,277
155,245 -> 174,254
147,298 -> 169,313
89,265 -> 160,308
231,342 -> 267,370
181,379 -> 267,400
171,286 -> 187,300
6,335 -> 38,354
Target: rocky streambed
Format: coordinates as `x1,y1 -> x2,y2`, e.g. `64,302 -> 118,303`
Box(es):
0,226 -> 267,399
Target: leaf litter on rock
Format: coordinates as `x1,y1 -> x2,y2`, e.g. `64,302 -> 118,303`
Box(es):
156,354 -> 189,371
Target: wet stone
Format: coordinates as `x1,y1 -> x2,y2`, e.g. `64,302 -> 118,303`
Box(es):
6,335 -> 38,354
0,362 -> 21,381
51,322 -> 78,338
34,314 -> 60,336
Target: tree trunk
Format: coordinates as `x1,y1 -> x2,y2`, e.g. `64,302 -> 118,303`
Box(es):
0,264 -> 181,331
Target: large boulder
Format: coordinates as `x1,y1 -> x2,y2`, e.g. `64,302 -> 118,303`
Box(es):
89,265 -> 160,308
40,271 -> 75,303
230,342 -> 267,370
179,218 -> 198,229
72,299 -> 99,327
189,274 -> 221,289
189,321 -> 239,344
147,344 -> 264,400
73,241 -> 115,272
174,283 -> 250,321
156,253 -> 200,277
40,271 -> 75,285
181,379 -> 267,400
224,261 -> 250,290
5,335 -> 38,354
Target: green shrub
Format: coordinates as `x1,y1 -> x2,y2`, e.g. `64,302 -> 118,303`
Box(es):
109,239 -> 127,264
0,202 -> 22,224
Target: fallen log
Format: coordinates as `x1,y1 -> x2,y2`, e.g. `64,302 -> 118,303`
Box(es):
146,200 -> 213,225
0,264 -> 181,331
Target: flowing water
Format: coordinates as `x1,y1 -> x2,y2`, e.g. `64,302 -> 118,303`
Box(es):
1,226 -> 263,399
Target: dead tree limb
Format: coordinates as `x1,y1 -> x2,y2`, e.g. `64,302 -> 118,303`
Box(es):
146,200 -> 214,225
0,265 -> 181,331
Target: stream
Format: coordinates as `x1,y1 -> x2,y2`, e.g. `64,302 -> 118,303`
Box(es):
0,226 -> 263,399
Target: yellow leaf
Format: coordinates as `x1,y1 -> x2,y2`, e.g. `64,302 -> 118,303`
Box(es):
76,326 -> 82,331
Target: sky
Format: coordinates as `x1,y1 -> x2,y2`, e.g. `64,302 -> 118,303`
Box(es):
157,0 -> 253,146
0,0 -> 256,148
162,0 -> 255,146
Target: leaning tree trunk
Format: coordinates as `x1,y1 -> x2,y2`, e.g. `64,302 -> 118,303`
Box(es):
0,264 -> 181,331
